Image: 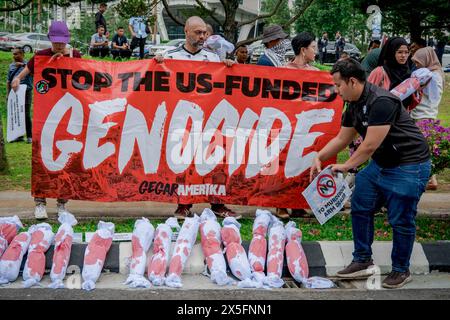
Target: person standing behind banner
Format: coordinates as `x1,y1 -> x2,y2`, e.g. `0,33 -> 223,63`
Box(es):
111,27 -> 131,60
410,47 -> 444,190
368,37 -> 419,111
154,16 -> 240,220
257,25 -> 289,67
129,10 -> 150,59
318,32 -> 328,64
7,47 -> 33,143
234,45 -> 249,64
11,21 -> 80,220
311,58 -> 430,289
277,32 -> 319,219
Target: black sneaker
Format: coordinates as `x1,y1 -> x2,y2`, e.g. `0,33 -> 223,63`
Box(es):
336,260 -> 376,279
382,270 -> 412,289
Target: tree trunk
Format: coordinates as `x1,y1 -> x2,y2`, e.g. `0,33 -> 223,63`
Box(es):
409,9 -> 422,40
0,117 -> 8,173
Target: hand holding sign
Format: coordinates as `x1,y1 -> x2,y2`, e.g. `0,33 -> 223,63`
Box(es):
302,165 -> 352,225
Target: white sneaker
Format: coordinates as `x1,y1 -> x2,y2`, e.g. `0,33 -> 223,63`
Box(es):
34,203 -> 48,219
57,203 -> 71,215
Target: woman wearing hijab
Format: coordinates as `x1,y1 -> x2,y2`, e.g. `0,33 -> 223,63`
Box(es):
410,47 -> 444,190
368,37 -> 419,110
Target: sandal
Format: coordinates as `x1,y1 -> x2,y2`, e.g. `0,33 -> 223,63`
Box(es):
211,204 -> 242,219
275,208 -> 290,219
290,209 -> 311,218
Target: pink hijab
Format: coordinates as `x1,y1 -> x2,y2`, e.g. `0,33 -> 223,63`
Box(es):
412,47 -> 444,79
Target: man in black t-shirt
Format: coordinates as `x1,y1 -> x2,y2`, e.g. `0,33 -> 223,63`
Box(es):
310,59 -> 431,289
111,27 -> 131,59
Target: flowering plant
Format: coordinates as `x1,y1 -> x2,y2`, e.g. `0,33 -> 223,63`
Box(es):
416,119 -> 450,175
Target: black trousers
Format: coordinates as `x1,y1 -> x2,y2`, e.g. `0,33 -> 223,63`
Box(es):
90,47 -> 110,58
130,37 -> 146,59
111,49 -> 132,59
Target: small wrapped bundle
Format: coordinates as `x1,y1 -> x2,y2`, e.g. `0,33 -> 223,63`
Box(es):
81,221 -> 115,291
0,216 -> 23,258
199,209 -> 234,286
248,210 -> 272,283
148,217 -> 180,286
0,232 -> 31,284
221,217 -> 252,282
165,215 -> 200,288
22,223 -> 55,288
124,217 -> 155,288
264,217 -> 286,288
48,212 -> 78,289
285,221 -> 309,284
390,67 -> 432,101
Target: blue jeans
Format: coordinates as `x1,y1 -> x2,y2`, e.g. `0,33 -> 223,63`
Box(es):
350,160 -> 431,272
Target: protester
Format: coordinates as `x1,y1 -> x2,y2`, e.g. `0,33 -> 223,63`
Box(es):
311,58 -> 430,289
94,3 -> 108,37
286,32 -> 319,71
7,48 -> 33,143
256,25 -> 289,67
368,39 -> 381,51
11,21 -> 80,219
89,25 -> 110,58
334,31 -> 345,60
234,45 -> 249,64
276,31 -> 320,218
435,40 -> 446,65
368,37 -> 419,110
318,32 -> 328,64
410,47 -> 444,190
154,16 -> 240,220
111,27 -> 131,60
129,10 -> 151,59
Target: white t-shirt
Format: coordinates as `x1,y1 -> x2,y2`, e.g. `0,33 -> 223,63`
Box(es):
163,45 -> 220,62
410,71 -> 443,120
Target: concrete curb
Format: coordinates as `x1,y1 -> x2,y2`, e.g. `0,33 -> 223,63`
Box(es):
18,241 -> 450,278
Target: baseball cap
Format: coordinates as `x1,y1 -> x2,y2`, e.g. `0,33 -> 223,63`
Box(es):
47,21 -> 70,44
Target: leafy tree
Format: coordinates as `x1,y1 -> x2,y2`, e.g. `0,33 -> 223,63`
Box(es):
294,0 -> 367,45
262,0 -> 291,28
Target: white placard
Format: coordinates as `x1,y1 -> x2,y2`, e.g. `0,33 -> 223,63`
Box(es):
302,166 -> 352,225
7,84 -> 27,142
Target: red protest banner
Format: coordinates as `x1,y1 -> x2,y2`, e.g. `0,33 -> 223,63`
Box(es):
31,56 -> 343,208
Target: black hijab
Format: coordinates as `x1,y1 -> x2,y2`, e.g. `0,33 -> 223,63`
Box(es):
377,37 -> 411,90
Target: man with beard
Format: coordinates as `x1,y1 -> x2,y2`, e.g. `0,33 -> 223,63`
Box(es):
154,16 -> 240,220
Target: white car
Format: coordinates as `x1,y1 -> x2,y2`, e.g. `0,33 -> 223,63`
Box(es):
149,38 -> 185,57
442,45 -> 450,69
3,32 -> 71,53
